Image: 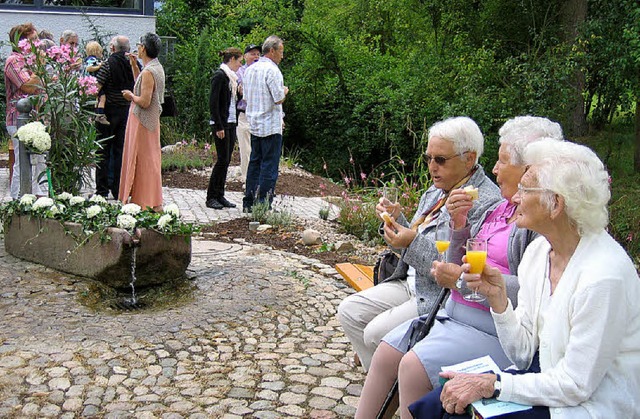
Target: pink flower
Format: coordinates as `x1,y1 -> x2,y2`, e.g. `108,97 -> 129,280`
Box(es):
78,76 -> 99,96
399,159 -> 405,166
323,162 -> 327,171
608,175 -> 612,184
360,172 -> 366,181
627,233 -> 634,242
349,155 -> 354,164
319,183 -> 326,190
344,176 -> 351,186
204,143 -> 211,152
352,205 -> 360,212
18,38 -> 33,54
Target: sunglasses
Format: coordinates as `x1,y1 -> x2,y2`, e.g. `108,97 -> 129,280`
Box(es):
425,151 -> 469,166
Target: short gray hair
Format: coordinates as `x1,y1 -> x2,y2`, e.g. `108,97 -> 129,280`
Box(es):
499,116 -> 564,165
262,35 -> 283,54
60,30 -> 77,44
428,116 -> 484,163
112,35 -> 130,52
524,139 -> 610,235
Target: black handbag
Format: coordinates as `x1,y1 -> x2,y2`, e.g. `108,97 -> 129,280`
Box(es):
161,94 -> 178,117
373,249 -> 400,285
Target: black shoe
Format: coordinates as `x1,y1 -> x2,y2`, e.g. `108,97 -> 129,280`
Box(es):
242,206 -> 252,214
206,198 -> 224,209
218,197 -> 236,208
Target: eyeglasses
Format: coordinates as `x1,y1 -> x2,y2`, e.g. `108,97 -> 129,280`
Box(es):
517,183 -> 551,195
425,151 -> 468,166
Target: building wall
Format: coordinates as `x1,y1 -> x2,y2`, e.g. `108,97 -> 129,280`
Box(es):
0,10 -> 155,56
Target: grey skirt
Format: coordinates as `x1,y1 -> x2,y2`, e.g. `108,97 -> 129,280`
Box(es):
382,298 -> 513,387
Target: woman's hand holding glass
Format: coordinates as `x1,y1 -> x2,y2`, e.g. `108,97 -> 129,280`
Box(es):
462,263 -> 509,313
431,260 -> 463,289
376,187 -> 401,223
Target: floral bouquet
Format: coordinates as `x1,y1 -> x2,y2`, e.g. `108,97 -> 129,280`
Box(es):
1,194 -> 199,242
15,38 -> 103,195
16,121 -> 51,154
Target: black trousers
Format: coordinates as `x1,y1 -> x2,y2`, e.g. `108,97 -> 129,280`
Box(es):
206,125 -> 237,201
95,104 -> 129,198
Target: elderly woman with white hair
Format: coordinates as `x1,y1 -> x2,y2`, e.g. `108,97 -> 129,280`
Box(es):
411,140 -> 640,418
354,116 -> 564,418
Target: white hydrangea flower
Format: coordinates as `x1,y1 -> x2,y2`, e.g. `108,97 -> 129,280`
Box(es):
117,214 -> 137,230
57,192 -> 73,201
16,121 -> 51,153
49,204 -> 62,215
32,197 -> 54,210
19,194 -> 37,206
69,196 -> 85,206
157,214 -> 172,230
31,133 -> 51,153
121,203 -> 141,215
86,205 -> 102,219
164,203 -> 180,217
89,195 -> 107,204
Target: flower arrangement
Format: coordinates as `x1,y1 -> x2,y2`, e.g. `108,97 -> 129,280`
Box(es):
16,121 -> 51,154
15,37 -> 103,194
0,195 -> 199,243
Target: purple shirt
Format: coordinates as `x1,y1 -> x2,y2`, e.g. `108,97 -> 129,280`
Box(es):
451,200 -> 517,311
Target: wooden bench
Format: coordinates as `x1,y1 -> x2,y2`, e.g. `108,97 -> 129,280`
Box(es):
336,263 -> 375,291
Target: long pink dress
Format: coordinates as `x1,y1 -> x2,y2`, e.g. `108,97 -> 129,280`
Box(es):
118,59 -> 165,210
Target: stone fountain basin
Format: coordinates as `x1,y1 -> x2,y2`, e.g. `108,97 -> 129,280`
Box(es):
3,215 -> 191,289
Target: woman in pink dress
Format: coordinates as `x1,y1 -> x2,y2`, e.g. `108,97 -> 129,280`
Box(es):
119,32 -> 165,211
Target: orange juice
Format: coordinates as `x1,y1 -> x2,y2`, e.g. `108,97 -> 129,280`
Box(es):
466,250 -> 487,274
435,241 -> 450,254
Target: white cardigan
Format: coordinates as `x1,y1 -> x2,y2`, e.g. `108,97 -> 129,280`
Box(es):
492,231 -> 640,418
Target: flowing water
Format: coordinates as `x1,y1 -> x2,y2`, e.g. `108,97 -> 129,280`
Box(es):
128,246 -> 138,304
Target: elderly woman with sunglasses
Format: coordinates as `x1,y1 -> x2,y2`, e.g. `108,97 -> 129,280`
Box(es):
339,117 -> 502,376
354,117 -> 563,418
411,140 -> 640,419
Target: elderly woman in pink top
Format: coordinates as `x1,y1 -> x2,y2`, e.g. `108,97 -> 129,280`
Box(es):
354,116 -> 564,419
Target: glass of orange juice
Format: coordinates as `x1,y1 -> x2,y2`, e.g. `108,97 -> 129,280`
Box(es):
464,238 -> 487,302
435,218 -> 451,262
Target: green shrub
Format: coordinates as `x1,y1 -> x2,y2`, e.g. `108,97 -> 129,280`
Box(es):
335,193 -> 383,244
161,141 -> 213,171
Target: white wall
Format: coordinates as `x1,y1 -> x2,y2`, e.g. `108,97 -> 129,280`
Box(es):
0,10 -> 155,56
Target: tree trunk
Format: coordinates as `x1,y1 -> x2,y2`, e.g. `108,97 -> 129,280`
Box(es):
562,0 -> 588,137
635,98 -> 640,173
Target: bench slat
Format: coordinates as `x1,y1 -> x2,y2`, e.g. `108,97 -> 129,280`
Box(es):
336,263 -> 375,291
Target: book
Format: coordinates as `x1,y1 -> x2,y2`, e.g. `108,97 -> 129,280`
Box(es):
440,355 -> 532,419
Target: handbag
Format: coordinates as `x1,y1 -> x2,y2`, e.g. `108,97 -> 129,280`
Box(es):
161,94 -> 178,117
373,249 -> 400,285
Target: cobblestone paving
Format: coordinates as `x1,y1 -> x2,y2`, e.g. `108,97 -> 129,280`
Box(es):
0,165 -> 363,418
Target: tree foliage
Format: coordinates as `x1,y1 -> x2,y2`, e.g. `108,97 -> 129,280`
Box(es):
155,0 -> 640,175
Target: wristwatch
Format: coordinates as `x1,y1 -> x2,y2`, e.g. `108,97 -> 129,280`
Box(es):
493,373 -> 502,398
455,274 -> 465,291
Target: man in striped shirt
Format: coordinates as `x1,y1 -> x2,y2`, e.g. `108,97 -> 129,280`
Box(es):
94,35 -> 137,199
242,35 -> 288,212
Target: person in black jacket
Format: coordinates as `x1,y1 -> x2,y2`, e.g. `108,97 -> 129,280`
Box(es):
94,35 -> 139,199
206,47 -> 243,209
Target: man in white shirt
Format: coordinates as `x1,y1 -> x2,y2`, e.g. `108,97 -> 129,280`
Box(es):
241,35 -> 288,212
